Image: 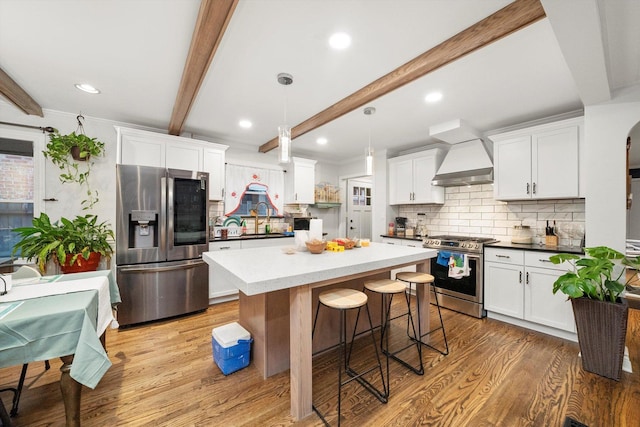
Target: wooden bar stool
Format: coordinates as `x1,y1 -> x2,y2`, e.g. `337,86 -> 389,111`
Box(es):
312,288 -> 387,426
364,278 -> 424,381
396,272 -> 449,356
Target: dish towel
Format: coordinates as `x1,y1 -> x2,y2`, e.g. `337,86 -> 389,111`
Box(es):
437,251 -> 452,267
448,253 -> 470,279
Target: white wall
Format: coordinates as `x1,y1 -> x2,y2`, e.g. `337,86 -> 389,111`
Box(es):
584,86 -> 640,252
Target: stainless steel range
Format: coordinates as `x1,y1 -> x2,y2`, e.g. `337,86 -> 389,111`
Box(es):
423,235 -> 497,318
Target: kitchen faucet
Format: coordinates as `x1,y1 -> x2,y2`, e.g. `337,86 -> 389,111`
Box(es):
251,202 -> 271,234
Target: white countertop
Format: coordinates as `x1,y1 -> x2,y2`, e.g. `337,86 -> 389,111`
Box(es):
202,242 -> 436,295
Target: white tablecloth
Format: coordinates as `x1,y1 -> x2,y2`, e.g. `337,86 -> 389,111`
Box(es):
0,276 -> 113,335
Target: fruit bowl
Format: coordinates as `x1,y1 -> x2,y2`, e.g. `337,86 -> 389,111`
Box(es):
305,239 -> 326,254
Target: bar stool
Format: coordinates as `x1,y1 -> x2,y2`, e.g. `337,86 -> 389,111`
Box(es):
396,272 -> 449,356
363,278 -> 423,380
312,288 -> 387,426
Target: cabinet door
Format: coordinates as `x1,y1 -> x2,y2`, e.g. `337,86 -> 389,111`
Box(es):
484,262 -> 524,318
203,148 -> 225,200
412,155 -> 444,204
166,141 -> 202,171
388,158 -> 413,204
207,241 -> 241,300
294,161 -> 315,204
524,266 -> 576,332
494,136 -> 531,200
532,125 -> 579,199
120,134 -> 165,167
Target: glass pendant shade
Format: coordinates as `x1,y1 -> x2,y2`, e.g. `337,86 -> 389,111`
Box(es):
279,125 -> 291,164
365,146 -> 374,176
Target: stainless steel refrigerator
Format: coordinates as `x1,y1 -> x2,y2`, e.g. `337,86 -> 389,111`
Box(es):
116,164 -> 209,326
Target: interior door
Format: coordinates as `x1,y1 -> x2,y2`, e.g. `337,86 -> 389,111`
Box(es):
347,178 -> 372,240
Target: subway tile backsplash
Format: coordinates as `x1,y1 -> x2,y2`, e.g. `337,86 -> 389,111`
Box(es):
398,184 -> 585,246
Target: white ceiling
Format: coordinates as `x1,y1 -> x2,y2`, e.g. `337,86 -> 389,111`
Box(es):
1,0 -> 639,164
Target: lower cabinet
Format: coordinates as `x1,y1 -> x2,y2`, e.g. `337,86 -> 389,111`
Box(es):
381,237 -> 427,279
484,247 -> 576,340
208,237 -> 294,303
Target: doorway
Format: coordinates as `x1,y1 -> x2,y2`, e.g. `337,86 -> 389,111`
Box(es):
346,177 -> 372,240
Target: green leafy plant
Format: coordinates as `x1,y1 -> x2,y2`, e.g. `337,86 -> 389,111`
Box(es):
43,130 -> 105,209
12,213 -> 114,274
550,246 -> 640,302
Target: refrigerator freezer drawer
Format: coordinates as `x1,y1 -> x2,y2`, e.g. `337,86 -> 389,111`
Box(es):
117,258 -> 208,326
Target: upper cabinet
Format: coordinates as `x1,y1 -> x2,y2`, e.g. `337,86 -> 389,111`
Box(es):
388,148 -> 445,205
284,157 -> 316,204
116,126 -> 228,200
490,117 -> 584,201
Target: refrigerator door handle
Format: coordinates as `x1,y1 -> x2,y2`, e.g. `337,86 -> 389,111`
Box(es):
166,176 -> 174,254
119,259 -> 205,274
160,176 -> 167,254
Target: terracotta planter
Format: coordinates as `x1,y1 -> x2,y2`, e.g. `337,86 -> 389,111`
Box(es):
571,297 -> 629,381
58,252 -> 101,274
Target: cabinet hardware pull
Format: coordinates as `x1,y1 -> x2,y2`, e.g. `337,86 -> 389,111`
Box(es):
538,259 -> 552,263
526,272 -> 529,284
519,271 -> 522,283
496,254 -> 510,259
220,246 -> 231,250
526,183 -> 530,194
532,182 -> 536,194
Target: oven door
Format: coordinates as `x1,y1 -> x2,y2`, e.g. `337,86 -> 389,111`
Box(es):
430,252 -> 482,303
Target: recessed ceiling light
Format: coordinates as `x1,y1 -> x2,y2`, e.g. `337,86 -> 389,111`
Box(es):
329,32 -> 351,50
74,83 -> 100,94
316,137 -> 328,145
425,91 -> 443,103
238,119 -> 252,129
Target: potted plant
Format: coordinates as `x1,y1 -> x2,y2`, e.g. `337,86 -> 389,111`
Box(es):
43,130 -> 105,209
12,213 -> 115,274
550,246 -> 640,380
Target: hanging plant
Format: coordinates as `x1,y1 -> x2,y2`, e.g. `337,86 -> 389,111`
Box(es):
43,114 -> 105,209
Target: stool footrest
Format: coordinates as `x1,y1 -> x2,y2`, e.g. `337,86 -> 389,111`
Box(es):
345,368 -> 388,403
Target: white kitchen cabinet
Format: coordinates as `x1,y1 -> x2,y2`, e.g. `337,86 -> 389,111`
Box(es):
207,237 -> 294,302
116,126 -> 228,200
484,247 -> 575,337
491,117 -> 583,200
284,157 -> 316,204
388,149 -> 445,205
203,147 -> 225,200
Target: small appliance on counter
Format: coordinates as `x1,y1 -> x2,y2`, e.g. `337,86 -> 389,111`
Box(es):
395,217 -> 408,237
511,224 -> 532,244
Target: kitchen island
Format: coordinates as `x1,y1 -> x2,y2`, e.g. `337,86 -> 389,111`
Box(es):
203,242 -> 436,421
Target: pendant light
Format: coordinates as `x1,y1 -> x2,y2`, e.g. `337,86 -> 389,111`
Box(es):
277,73 -> 293,164
364,106 -> 376,176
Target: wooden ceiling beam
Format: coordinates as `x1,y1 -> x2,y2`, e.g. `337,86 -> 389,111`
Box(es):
0,66 -> 43,117
169,0 -> 238,136
259,0 -> 546,153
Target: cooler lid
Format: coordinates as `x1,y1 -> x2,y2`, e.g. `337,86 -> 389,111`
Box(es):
212,322 -> 251,348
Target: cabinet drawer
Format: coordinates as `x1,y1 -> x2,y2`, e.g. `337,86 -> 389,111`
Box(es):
484,248 -> 524,265
209,241 -> 242,251
524,251 -> 570,271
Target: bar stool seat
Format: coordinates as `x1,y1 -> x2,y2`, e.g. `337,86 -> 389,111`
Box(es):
313,288 -> 387,426
364,278 -> 424,379
396,271 -> 449,356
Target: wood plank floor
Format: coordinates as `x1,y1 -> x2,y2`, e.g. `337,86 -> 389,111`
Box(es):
2,299 -> 640,426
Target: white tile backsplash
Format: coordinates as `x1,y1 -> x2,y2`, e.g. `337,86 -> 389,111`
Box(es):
398,183 -> 585,245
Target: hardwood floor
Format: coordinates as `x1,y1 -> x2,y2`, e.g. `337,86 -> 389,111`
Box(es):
2,299 -> 640,426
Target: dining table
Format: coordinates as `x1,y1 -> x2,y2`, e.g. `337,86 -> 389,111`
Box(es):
0,269 -> 120,426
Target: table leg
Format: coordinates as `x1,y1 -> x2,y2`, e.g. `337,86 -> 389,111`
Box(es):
59,355 -> 81,427
290,285 -> 313,420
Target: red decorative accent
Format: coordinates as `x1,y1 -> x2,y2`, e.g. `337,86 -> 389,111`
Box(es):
252,174 -> 259,180
275,194 -> 279,199
231,191 -> 237,197
57,252 -> 101,274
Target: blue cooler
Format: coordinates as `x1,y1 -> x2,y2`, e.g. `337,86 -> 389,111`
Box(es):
212,322 -> 252,375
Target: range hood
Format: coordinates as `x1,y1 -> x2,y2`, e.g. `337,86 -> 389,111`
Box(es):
429,119 -> 493,187
431,139 -> 494,187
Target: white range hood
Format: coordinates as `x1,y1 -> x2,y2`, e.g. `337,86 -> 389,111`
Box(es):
431,139 -> 493,187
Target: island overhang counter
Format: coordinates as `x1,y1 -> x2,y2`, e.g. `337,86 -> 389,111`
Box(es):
203,242 -> 437,421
